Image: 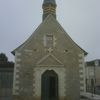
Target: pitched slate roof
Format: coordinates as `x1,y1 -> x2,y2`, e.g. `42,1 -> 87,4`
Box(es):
0,53 -> 14,68
86,59 -> 100,66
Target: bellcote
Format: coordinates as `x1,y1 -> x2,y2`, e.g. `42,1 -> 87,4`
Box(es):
42,0 -> 57,21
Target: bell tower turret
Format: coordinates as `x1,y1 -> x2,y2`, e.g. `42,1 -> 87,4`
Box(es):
42,0 -> 57,21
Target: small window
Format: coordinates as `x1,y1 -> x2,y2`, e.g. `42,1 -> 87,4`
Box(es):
44,34 -> 53,48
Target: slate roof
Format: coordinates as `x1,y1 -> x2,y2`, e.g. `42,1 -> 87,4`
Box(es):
86,59 -> 100,66
0,53 -> 14,68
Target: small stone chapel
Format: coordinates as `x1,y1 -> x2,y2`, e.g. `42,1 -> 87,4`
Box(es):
12,0 -> 87,100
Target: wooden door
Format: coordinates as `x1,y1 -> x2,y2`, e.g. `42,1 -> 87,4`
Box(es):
41,70 -> 58,100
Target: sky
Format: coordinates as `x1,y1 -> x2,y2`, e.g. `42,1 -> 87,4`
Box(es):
0,0 -> 100,62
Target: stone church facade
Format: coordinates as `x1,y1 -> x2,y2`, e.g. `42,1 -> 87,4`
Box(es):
12,0 -> 87,100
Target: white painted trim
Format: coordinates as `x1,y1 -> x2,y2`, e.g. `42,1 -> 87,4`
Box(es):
79,59 -> 84,63
15,58 -> 21,62
79,69 -> 83,73
78,53 -> 84,57
33,67 -> 66,97
13,52 -> 20,95
15,74 -> 20,78
80,80 -> 84,84
80,86 -> 84,90
80,74 -> 83,78
79,64 -> 84,68
79,53 -> 86,93
16,52 -> 21,56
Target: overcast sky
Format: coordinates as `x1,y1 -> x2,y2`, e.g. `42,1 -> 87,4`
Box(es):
0,0 -> 100,61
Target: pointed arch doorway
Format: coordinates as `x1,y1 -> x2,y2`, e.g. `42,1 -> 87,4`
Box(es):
41,70 -> 58,100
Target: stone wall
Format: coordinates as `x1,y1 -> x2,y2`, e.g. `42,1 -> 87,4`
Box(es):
12,15 -> 85,100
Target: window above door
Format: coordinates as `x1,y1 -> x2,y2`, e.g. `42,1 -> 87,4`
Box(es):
44,34 -> 54,48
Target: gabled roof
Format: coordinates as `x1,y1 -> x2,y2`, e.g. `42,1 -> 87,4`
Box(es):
12,14 -> 87,55
86,59 -> 100,66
